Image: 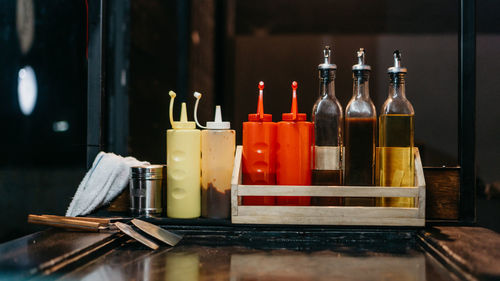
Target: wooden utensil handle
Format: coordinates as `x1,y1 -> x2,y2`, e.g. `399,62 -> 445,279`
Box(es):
28,215 -> 101,232
41,214 -> 111,224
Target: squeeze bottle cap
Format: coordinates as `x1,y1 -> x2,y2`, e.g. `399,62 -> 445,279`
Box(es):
248,81 -> 272,122
206,106 -> 231,129
282,81 -> 307,121
169,91 -> 196,129
193,92 -> 231,129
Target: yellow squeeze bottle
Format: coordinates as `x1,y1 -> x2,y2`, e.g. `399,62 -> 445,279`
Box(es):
166,91 -> 201,218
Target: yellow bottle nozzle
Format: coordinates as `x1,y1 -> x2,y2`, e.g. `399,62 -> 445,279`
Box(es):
169,91 -> 176,128
180,102 -> 188,122
168,90 -> 196,129
193,92 -> 207,129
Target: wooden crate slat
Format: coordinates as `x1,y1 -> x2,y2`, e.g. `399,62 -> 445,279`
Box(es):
232,216 -> 425,226
418,185 -> 426,219
231,146 -> 243,186
231,147 -> 243,216
237,185 -> 419,197
238,206 -> 419,218
414,149 -> 427,219
414,148 -> 426,187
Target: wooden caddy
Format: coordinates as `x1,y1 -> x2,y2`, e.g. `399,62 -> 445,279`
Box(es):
231,146 -> 426,227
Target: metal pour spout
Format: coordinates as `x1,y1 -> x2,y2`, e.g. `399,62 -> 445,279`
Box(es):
358,48 -> 365,65
387,50 -> 407,74
323,46 -> 331,65
393,50 -> 401,68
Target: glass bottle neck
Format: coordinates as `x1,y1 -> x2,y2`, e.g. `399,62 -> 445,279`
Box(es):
388,73 -> 406,99
352,73 -> 370,99
389,81 -> 406,99
320,77 -> 335,98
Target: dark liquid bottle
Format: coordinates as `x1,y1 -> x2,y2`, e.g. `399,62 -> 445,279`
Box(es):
311,46 -> 343,206
376,51 -> 415,208
344,49 -> 376,206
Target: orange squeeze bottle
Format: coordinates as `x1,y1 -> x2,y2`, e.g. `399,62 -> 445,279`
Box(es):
242,81 -> 277,205
276,81 -> 313,206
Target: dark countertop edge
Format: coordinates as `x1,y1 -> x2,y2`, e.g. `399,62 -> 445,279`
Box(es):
0,229 -> 123,278
419,227 -> 500,280
37,232 -> 126,276
417,232 -> 478,281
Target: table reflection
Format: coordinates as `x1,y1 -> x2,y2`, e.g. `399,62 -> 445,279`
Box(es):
59,244 -> 453,281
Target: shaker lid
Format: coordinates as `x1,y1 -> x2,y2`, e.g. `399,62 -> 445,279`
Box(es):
131,164 -> 165,179
387,50 -> 407,74
248,81 -> 272,122
282,81 -> 307,121
169,91 -> 196,129
318,46 -> 337,70
352,48 -> 371,71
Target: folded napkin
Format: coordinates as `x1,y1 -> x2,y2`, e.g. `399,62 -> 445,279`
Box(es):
66,152 -> 149,217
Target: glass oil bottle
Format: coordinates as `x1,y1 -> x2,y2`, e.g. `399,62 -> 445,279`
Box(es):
311,46 -> 343,206
376,50 -> 415,207
344,48 -> 376,206
194,92 -> 235,219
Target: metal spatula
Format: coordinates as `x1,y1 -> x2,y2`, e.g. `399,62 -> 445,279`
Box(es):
131,219 -> 183,246
114,221 -> 159,250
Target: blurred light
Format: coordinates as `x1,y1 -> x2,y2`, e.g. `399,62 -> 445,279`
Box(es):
16,0 -> 35,55
17,66 -> 37,116
191,31 -> 200,45
53,121 -> 69,132
121,69 -> 127,86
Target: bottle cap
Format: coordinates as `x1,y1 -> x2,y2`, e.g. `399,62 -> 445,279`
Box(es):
352,48 -> 371,71
248,81 -> 272,122
193,92 -> 231,129
282,81 -> 307,121
318,46 -> 337,70
168,91 -> 196,129
206,106 -> 231,129
387,50 -> 407,74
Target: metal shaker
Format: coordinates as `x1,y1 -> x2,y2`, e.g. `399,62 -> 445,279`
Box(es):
129,165 -> 166,217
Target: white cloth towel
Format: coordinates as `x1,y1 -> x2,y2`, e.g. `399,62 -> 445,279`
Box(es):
66,152 -> 149,217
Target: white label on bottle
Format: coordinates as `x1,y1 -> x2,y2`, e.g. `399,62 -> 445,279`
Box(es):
314,146 -> 343,170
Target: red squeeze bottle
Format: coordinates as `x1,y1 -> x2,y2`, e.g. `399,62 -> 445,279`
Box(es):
242,81 -> 277,205
276,81 -> 313,206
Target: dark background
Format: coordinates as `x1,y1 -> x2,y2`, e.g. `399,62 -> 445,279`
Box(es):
0,0 -> 499,242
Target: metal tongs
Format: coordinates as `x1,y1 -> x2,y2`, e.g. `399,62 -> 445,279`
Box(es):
28,214 -> 182,250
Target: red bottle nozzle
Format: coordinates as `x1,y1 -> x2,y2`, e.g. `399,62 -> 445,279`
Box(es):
291,81 -> 298,120
282,81 -> 306,121
257,81 -> 265,120
248,81 -> 272,122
